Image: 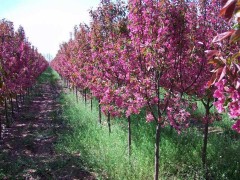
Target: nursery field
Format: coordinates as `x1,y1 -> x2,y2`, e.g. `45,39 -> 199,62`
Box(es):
0,68 -> 239,179
55,70 -> 240,180
1,0 -> 240,180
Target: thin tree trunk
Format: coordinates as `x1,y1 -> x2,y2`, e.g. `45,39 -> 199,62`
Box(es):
19,93 -> 22,104
27,88 -> 30,96
128,116 -> 132,157
76,87 -> 78,103
99,99 -> 102,124
202,102 -> 210,179
16,94 -> 19,112
0,117 -> 2,140
154,123 -> 161,180
10,97 -> 14,117
5,98 -> 10,128
107,111 -> 111,135
90,94 -> 93,111
82,89 -> 84,99
84,89 -> 87,106
22,93 -> 25,103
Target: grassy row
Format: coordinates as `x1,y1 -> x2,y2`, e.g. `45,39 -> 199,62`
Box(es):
55,79 -> 240,179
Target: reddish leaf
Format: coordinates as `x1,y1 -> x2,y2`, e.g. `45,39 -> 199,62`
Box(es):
221,0 -> 228,7
219,0 -> 237,20
230,29 -> 240,43
205,50 -> 220,59
229,52 -> 240,65
212,30 -> 235,43
209,59 -> 219,65
218,66 -> 227,81
215,67 -> 224,81
235,63 -> 240,71
221,0 -> 228,6
207,73 -> 217,87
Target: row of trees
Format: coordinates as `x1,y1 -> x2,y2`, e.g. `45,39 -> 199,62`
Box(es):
51,0 -> 239,179
0,19 -> 48,139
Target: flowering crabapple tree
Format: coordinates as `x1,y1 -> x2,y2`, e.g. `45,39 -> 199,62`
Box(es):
51,0 -> 235,179
88,0 -> 129,133
0,19 -> 48,139
207,0 -> 240,134
125,1 -> 205,179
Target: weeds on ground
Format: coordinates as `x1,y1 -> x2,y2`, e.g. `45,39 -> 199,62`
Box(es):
56,91 -> 240,180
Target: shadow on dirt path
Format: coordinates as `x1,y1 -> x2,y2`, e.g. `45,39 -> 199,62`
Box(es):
0,69 -> 96,179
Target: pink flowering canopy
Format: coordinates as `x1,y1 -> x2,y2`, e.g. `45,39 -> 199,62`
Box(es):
206,0 -> 240,133
0,19 -> 48,103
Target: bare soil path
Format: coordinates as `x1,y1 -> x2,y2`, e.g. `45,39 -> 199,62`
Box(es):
0,71 -> 95,179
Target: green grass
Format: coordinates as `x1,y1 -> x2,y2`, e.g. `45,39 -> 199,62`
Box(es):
37,67 -> 60,84
55,86 -> 240,180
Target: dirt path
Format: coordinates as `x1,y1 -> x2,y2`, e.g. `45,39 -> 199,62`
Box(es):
0,74 -> 95,179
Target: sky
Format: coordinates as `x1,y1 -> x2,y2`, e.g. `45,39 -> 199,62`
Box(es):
0,0 -> 100,60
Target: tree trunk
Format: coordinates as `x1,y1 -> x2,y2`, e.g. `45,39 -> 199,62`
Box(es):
22,93 -> 25,104
10,97 -> 14,117
98,100 -> 102,124
0,117 -> 2,140
84,89 -> 87,106
107,111 -> 111,135
82,89 -> 84,99
5,98 -> 10,128
202,102 -> 210,179
19,93 -> 22,104
90,94 -> 93,111
27,88 -> 30,96
16,94 -> 19,112
128,116 -> 132,157
76,87 -> 78,103
154,123 -> 161,180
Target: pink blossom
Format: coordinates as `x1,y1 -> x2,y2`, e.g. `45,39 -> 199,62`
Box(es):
146,112 -> 154,122
232,120 -> 240,133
